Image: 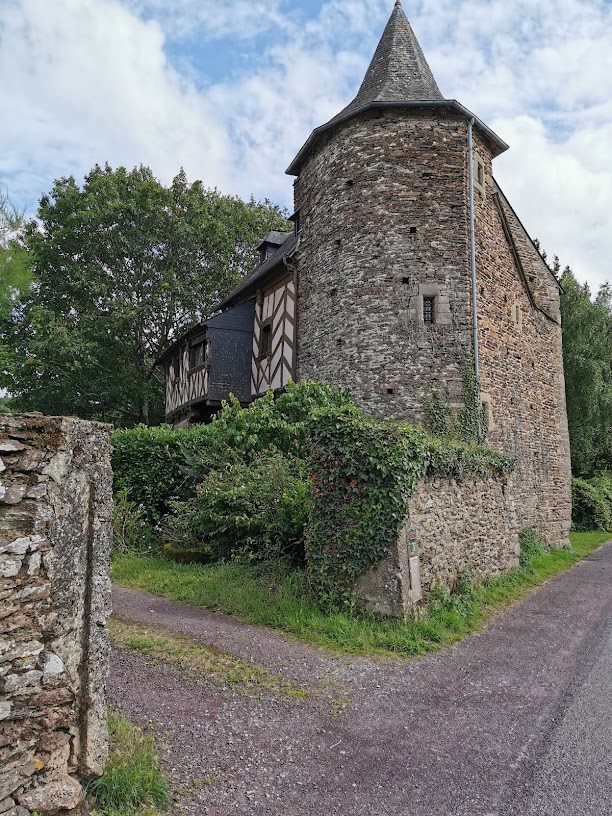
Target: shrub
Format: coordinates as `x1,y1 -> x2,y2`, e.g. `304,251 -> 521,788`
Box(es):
572,476 -> 611,531
112,490 -> 160,555
111,424 -> 210,524
111,381 -> 354,524
164,451 -> 312,564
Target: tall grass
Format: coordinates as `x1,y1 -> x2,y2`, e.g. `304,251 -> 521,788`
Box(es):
112,532 -> 611,658
88,715 -> 170,816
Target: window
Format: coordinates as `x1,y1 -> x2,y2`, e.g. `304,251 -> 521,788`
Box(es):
189,341 -> 205,370
481,394 -> 493,432
474,155 -> 486,194
477,161 -> 484,187
512,303 -> 523,331
260,321 -> 272,358
423,296 -> 435,325
171,349 -> 181,381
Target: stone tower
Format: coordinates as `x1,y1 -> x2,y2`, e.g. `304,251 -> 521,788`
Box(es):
288,1 -> 572,546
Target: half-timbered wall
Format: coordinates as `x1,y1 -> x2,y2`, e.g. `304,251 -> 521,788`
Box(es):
165,339 -> 209,418
252,276 -> 296,397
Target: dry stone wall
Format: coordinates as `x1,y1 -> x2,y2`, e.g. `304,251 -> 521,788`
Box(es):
356,472 -> 519,619
0,415 -> 112,816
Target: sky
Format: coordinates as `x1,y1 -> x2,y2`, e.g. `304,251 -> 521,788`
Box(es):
0,0 -> 610,290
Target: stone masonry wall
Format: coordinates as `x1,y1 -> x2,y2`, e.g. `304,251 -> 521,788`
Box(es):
0,415 -> 112,816
293,108 -> 472,421
472,130 -> 573,547
356,472 -> 519,619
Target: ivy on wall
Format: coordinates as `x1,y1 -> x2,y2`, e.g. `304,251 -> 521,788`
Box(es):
306,410 -> 513,611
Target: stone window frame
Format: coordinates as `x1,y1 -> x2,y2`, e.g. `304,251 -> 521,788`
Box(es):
473,153 -> 486,196
511,302 -> 523,332
418,283 -> 450,326
480,392 -> 495,432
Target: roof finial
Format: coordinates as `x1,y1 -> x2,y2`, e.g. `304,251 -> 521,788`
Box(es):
395,0 -> 402,6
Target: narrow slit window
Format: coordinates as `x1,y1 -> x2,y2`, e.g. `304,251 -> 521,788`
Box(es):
171,349 -> 181,380
423,296 -> 435,325
260,322 -> 272,358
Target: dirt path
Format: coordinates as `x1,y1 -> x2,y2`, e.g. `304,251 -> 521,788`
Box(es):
110,542 -> 612,816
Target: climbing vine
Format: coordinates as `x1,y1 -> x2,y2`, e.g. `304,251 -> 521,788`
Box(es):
305,410 -> 513,611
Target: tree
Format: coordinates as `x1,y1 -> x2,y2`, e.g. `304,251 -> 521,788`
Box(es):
1,165 -> 288,426
0,190 -> 32,326
559,267 -> 612,476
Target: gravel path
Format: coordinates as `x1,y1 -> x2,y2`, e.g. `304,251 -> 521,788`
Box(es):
110,541 -> 612,816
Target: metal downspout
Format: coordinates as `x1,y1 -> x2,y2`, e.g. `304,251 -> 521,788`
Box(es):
467,117 -> 479,380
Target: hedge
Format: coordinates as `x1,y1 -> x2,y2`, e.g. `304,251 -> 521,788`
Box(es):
572,475 -> 612,531
111,423 -> 210,524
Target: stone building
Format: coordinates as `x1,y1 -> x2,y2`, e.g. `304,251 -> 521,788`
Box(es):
164,1 -> 572,547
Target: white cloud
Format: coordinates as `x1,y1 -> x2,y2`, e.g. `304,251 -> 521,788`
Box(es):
0,0 -> 610,290
0,0 -> 230,206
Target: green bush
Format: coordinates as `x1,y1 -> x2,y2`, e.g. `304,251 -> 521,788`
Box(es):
111,382 -> 354,524
164,451 -> 312,564
112,490 -> 160,555
111,424 -> 210,524
572,476 -> 611,531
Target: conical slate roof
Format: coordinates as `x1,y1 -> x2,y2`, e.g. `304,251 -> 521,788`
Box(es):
286,1 -> 509,174
332,0 -> 443,124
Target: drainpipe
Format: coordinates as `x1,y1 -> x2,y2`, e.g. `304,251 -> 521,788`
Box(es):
467,117 -> 479,381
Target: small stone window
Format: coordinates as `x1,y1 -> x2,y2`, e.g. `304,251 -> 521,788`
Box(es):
423,296 -> 435,325
512,303 -> 523,331
474,154 -> 486,194
480,393 -> 494,432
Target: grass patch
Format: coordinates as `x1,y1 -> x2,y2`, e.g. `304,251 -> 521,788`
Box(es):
109,617 -> 307,699
88,714 -> 170,816
112,531 -> 611,659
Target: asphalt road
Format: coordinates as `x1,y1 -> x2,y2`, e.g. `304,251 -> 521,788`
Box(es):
517,616 -> 612,816
111,540 -> 612,816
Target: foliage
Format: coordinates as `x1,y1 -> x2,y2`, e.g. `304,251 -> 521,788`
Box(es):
423,391 -> 451,438
112,381 -> 513,605
423,361 -> 486,443
164,451 -> 312,564
112,490 -> 160,555
558,266 -> 612,477
1,165 -> 287,426
111,423 -> 210,525
518,528 -> 547,566
572,475 -> 612,532
0,189 -> 32,327
88,714 -> 170,815
111,532 -> 610,658
455,361 -> 487,443
305,410 -> 514,611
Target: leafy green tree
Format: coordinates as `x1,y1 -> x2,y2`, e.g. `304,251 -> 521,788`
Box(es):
559,267 -> 611,476
0,190 -> 32,326
1,165 -> 288,425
